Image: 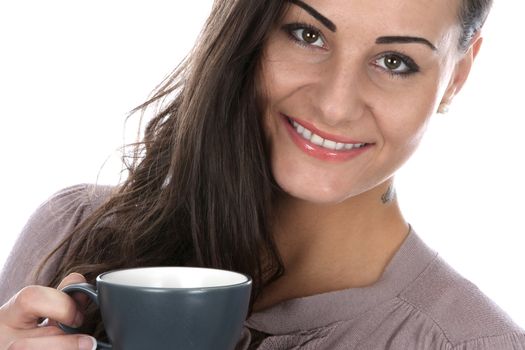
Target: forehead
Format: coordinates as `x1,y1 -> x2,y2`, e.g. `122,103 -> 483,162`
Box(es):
284,0 -> 461,48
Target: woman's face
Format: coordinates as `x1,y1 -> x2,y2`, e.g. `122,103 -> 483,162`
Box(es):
260,0 -> 478,204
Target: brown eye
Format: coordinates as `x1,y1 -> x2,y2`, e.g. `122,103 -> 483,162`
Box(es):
284,23 -> 326,48
373,52 -> 418,77
302,29 -> 320,44
384,55 -> 402,70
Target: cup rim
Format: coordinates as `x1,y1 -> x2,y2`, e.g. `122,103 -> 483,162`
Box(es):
96,266 -> 252,290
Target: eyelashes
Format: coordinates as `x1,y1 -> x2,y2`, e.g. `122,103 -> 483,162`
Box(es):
282,22 -> 327,49
281,22 -> 420,78
372,52 -> 420,77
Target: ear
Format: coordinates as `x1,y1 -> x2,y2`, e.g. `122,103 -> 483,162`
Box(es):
439,33 -> 484,110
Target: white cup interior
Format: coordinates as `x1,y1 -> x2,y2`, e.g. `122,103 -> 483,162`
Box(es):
99,267 -> 249,288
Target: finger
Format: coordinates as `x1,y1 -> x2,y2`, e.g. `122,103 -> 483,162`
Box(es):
0,285 -> 82,329
44,272 -> 91,328
31,273 -> 88,328
57,273 -> 87,290
7,334 -> 97,350
57,273 -> 89,307
0,324 -> 63,349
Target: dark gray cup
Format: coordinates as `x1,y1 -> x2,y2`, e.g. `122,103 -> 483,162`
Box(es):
59,267 -> 252,350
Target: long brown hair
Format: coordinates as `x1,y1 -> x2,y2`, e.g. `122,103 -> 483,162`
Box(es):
38,0 -> 492,339
40,0 -> 288,338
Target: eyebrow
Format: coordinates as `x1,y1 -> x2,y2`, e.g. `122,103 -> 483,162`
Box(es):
376,36 -> 437,51
288,0 -> 337,32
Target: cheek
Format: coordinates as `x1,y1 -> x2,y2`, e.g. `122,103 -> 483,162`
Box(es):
259,58 -> 310,136
262,60 -> 312,104
261,35 -> 327,105
375,78 -> 440,142
368,77 -> 442,172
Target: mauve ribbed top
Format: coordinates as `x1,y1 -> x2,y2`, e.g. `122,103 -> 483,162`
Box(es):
1,184 -> 524,349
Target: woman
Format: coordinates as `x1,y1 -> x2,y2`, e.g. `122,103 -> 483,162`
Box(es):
0,0 -> 524,349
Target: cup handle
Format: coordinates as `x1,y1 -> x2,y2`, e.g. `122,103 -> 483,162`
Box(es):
59,283 -> 112,349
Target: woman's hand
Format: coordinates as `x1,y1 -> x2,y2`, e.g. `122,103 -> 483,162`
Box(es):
0,273 -> 96,350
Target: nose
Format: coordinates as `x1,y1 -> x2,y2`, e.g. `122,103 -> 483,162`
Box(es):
310,55 -> 367,126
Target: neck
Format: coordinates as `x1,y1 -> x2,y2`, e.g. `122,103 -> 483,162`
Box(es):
254,180 -> 409,311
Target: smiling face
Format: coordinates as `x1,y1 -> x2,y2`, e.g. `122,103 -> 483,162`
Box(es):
260,0 -> 479,204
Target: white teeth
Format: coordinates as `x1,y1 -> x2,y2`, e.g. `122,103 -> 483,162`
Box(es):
323,140 -> 337,150
302,129 -> 312,139
289,118 -> 366,151
310,134 -> 324,146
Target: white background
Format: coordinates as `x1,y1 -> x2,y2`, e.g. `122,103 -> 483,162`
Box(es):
1,1 -> 524,326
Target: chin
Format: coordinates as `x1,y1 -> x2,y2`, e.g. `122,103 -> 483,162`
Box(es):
275,176 -> 364,204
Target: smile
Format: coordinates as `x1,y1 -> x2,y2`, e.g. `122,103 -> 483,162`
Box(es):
288,118 -> 367,151
282,114 -> 372,162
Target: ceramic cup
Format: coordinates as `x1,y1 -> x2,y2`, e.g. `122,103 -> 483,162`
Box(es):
59,267 -> 252,350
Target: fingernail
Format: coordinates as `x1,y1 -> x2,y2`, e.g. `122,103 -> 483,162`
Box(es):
78,335 -> 97,350
69,272 -> 84,278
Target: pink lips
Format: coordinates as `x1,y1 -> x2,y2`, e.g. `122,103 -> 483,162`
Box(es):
281,114 -> 372,162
